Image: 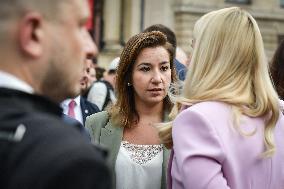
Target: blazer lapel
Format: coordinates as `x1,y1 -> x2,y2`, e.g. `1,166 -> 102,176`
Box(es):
161,111 -> 171,189
79,96 -> 88,124
161,146 -> 170,189
100,120 -> 123,168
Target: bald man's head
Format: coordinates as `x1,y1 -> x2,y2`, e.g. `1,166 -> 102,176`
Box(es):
0,0 -> 95,102
0,0 -> 67,41
0,0 -> 66,20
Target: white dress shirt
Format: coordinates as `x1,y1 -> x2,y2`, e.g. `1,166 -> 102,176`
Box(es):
0,71 -> 34,93
61,96 -> 83,124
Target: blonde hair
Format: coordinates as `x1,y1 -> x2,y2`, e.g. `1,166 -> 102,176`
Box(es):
160,7 -> 279,157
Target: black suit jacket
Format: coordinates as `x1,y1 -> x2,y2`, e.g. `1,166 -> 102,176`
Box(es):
0,88 -> 111,189
80,96 -> 100,125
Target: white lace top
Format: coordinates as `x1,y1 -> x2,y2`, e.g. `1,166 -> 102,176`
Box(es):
115,141 -> 163,189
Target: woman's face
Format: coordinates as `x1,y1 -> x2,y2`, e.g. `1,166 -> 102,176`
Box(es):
131,46 -> 171,106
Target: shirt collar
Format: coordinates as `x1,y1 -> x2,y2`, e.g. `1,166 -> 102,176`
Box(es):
61,95 -> 81,107
0,71 -> 34,94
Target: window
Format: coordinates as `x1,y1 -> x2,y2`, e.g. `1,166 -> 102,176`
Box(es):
225,0 -> 251,4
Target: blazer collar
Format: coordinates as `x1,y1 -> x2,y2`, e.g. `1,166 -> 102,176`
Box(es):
100,118 -> 123,167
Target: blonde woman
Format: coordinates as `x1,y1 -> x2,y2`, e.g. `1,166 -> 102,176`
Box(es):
86,31 -> 177,189
160,7 -> 284,189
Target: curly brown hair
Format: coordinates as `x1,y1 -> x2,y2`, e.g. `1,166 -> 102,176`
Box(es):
109,31 -> 177,128
270,39 -> 284,100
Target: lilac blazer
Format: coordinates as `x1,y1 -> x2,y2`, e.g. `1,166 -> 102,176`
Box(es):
169,101 -> 284,189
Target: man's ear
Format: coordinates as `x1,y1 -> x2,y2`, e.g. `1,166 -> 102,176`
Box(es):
18,12 -> 44,58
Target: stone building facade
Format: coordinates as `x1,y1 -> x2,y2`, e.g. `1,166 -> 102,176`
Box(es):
92,0 -> 284,67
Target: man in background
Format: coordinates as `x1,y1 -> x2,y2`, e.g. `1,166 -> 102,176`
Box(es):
81,49 -> 98,98
61,36 -> 100,128
0,0 -> 111,188
87,57 -> 119,110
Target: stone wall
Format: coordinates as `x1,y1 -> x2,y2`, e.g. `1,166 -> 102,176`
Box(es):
174,0 -> 284,60
98,0 -> 284,67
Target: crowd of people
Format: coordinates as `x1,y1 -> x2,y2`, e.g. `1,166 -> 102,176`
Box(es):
0,1 -> 283,189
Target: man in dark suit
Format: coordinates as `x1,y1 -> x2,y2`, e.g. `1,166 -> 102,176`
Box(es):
61,95 -> 100,125
61,58 -> 101,127
61,58 -> 101,141
81,96 -> 100,123
61,57 -> 101,139
62,96 -> 99,140
0,1 -> 111,189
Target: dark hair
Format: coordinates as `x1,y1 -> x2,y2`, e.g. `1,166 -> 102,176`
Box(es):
110,31 -> 177,128
143,24 -> 177,52
95,67 -> 106,80
270,39 -> 284,99
108,70 -> 116,75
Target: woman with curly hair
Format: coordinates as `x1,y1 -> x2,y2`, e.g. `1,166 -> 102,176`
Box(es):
86,31 -> 177,189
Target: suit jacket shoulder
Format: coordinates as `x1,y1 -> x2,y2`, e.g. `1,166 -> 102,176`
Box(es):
80,96 -> 100,125
0,89 -> 111,189
86,111 -> 123,165
1,112 -> 111,189
85,111 -> 110,143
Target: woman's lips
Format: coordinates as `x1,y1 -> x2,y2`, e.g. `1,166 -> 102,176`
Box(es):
148,88 -> 163,91
147,88 -> 164,96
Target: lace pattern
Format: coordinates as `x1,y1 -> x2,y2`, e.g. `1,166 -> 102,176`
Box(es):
122,141 -> 163,165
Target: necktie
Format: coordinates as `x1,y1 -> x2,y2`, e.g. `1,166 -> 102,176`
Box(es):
68,100 -> 76,119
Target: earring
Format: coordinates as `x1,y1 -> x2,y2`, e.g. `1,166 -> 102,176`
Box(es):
127,82 -> 131,86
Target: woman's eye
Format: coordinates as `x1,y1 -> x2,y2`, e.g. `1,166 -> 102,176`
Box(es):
140,67 -> 150,72
161,66 -> 169,72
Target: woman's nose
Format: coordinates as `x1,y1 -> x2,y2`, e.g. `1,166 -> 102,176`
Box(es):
151,71 -> 162,84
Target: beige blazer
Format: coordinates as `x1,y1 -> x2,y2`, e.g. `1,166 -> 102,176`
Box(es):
85,111 -> 170,189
